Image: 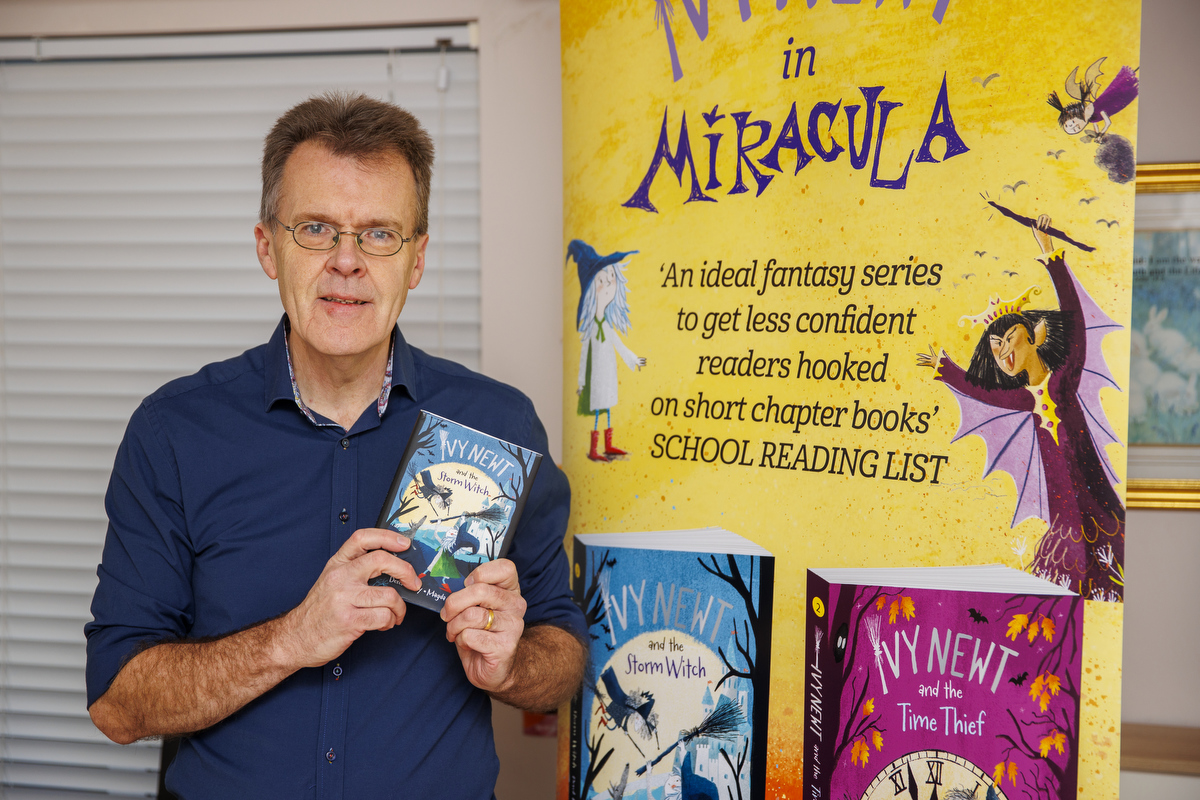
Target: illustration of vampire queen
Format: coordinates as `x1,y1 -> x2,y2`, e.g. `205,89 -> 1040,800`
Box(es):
918,213 -> 1124,601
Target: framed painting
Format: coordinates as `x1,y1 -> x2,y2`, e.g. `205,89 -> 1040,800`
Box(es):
1128,163 -> 1200,509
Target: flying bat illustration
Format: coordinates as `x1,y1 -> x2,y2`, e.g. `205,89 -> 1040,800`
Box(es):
1047,149 -> 1066,159
1009,671 -> 1030,687
962,273 -> 977,280
972,73 -> 999,88
1079,196 -> 1099,205
968,608 -> 988,624
1003,270 -> 1020,277
973,250 -> 987,257
1002,181 -> 1028,193
1096,219 -> 1119,227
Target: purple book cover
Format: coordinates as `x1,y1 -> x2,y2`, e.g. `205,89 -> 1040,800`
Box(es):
803,568 -> 1083,800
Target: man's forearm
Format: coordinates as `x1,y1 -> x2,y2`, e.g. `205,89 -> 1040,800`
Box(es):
88,615 -> 297,744
488,624 -> 587,713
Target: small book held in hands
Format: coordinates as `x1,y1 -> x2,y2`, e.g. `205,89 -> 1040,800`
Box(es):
370,411 -> 542,612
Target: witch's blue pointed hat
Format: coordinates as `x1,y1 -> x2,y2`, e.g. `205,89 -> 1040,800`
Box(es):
566,239 -> 638,329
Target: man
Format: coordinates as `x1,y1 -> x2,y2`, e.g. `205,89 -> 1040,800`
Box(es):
85,93 -> 586,798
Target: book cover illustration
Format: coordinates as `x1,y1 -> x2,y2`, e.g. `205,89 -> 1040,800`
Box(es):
568,530 -> 773,800
804,567 -> 1083,800
371,411 -> 542,611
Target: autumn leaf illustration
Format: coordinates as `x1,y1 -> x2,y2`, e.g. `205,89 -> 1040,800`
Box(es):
851,738 -> 870,767
862,698 -> 875,716
871,730 -> 883,751
1007,614 -> 1029,640
1039,729 -> 1066,757
993,762 -> 1006,786
900,596 -> 916,621
876,597 -> 886,610
1045,673 -> 1061,696
1041,615 -> 1056,642
1039,690 -> 1053,713
1027,617 -> 1041,643
888,599 -> 900,624
1029,673 -> 1045,700
1007,761 -> 1018,784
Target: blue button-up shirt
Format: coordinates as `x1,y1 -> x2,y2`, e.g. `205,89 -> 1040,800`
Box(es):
85,318 -> 582,799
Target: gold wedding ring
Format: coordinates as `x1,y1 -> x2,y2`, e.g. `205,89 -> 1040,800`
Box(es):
483,608 -> 495,632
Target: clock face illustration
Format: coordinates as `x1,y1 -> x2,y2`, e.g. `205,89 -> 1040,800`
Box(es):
859,749 -> 1007,800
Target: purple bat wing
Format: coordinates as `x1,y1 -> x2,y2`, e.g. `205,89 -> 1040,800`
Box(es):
1089,66 -> 1138,122
1069,268 -> 1124,489
944,384 -> 1050,528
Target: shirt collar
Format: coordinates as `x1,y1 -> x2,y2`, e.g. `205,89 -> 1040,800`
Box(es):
264,315 -> 415,426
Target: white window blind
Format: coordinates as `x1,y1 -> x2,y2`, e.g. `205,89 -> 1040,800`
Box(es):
0,27 -> 480,798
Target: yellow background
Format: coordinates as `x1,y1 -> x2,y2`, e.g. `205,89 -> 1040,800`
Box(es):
560,1 -> 1138,796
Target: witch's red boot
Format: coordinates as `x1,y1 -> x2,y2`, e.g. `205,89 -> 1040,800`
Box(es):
588,430 -> 609,462
603,427 -> 628,457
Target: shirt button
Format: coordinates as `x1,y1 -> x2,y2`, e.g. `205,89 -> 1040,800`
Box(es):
333,664 -> 343,678
340,437 -> 350,449
326,748 -> 336,763
339,509 -> 349,523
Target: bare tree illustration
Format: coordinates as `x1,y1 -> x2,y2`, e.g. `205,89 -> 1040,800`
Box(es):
993,594 -> 1083,798
720,737 -> 750,800
579,729 -> 614,800
495,440 -> 538,503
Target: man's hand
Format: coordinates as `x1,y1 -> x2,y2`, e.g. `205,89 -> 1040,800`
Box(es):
276,528 -> 420,669
90,527 -> 421,744
441,559 -> 526,694
442,560 -> 586,712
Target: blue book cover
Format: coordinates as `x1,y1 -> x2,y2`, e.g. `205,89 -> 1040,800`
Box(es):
371,410 -> 541,611
567,530 -> 774,800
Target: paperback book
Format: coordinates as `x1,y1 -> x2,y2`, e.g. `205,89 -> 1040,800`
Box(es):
803,566 -> 1083,800
370,410 -> 542,612
566,529 -> 774,800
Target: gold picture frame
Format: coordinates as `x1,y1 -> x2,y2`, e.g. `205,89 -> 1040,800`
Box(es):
1128,163 -> 1200,509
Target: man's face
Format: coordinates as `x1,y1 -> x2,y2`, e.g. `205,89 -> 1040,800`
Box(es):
255,140 -> 427,368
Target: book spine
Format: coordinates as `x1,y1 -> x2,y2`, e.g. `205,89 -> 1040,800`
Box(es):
802,572 -> 832,800
567,536 -> 586,800
750,554 -> 774,800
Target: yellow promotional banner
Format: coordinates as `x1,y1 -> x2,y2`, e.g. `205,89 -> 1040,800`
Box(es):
560,2 -> 1138,798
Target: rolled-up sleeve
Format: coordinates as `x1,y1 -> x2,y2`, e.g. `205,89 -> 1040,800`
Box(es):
85,400 -> 195,707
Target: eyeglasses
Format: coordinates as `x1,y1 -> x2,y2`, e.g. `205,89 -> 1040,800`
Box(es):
275,218 -> 414,257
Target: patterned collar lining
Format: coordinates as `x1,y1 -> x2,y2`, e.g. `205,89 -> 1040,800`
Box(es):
281,318 -> 395,426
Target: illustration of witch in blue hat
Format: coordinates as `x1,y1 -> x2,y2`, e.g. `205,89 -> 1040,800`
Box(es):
567,239 -> 647,462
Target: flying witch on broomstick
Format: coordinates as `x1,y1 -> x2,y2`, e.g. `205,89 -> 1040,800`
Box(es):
917,203 -> 1125,601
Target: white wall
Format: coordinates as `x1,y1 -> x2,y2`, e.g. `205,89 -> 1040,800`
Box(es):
1,0 -> 1196,793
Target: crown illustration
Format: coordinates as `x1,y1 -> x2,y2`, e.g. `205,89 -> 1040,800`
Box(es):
958,285 -> 1042,327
